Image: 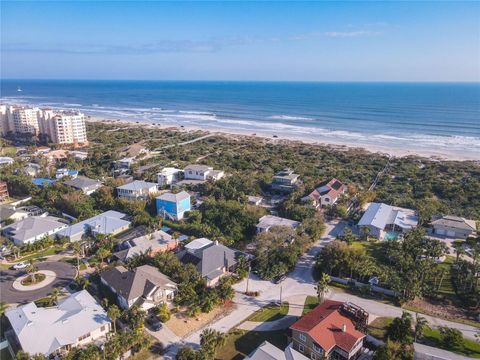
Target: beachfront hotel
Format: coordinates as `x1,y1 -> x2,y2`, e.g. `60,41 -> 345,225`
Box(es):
0,104 -> 87,145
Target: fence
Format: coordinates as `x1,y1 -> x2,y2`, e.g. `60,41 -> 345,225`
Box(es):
330,276 -> 397,297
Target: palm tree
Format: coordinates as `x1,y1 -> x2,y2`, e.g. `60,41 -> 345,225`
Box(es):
71,242 -> 82,272
316,273 -> 331,303
414,313 -> 429,342
27,259 -> 39,283
107,304 -> 121,333
49,288 -> 60,306
96,247 -> 111,267
200,328 -> 225,359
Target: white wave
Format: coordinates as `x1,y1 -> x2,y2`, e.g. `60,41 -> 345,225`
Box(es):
268,115 -> 314,121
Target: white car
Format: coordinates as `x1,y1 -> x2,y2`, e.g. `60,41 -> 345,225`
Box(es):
12,262 -> 28,270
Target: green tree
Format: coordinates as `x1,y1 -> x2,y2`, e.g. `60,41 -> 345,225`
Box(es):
27,259 -> 39,283
107,304 -> 121,333
155,303 -> 171,323
373,340 -> 414,360
176,347 -> 201,360
439,326 -> 464,350
0,301 -> 9,316
386,312 -> 413,344
316,273 -> 331,303
200,328 -> 226,359
414,313 -> 429,342
48,288 -> 60,306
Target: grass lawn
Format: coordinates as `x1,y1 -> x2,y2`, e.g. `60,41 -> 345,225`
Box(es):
367,317 -> 393,341
303,296 -> 319,315
247,302 -> 289,322
215,329 -> 288,360
16,246 -> 64,262
401,303 -> 480,329
422,327 -> 480,358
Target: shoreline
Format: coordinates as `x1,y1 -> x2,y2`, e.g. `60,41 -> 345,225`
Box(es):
87,116 -> 480,162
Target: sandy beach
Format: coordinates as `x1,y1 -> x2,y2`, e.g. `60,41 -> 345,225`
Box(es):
87,116 -> 479,162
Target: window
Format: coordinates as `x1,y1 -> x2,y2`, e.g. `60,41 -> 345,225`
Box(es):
298,344 -> 305,353
313,344 -> 323,354
78,333 -> 91,342
299,333 -> 307,342
311,354 -> 317,360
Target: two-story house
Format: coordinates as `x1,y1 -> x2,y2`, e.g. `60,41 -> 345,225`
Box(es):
302,178 -> 347,209
289,300 -> 368,360
116,180 -> 158,201
100,265 -> 177,310
156,191 -> 191,221
271,168 -> 301,193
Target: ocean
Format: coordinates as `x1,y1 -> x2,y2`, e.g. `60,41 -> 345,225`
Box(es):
1,80 -> 479,158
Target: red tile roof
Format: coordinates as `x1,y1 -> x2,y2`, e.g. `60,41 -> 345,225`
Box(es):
290,300 -> 365,354
308,178 -> 346,203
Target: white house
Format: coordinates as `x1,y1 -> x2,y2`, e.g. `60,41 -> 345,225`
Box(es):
256,215 -> 301,233
116,180 -> 158,201
5,290 -> 111,357
100,265 -> 177,310
184,164 -> 224,181
358,202 -> 418,240
157,167 -> 183,186
2,216 -> 68,245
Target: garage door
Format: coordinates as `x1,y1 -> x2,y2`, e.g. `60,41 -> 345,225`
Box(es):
447,230 -> 456,237
436,228 -> 446,235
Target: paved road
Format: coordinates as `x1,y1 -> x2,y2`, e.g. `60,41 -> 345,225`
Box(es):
0,261 -> 76,304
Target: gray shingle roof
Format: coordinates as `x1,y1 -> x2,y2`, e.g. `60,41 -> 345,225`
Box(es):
100,265 -> 177,301
116,180 -> 157,191
3,216 -> 68,243
156,191 -> 190,203
431,216 -> 476,231
63,176 -> 102,191
57,210 -> 130,239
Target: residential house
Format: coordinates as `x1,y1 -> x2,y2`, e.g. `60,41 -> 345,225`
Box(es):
44,149 -> 69,163
120,143 -> 149,158
289,301 -> 368,360
57,210 -> 131,242
0,157 -> 14,166
115,157 -> 136,170
247,195 -> 263,206
3,216 -> 68,245
246,341 -> 308,360
357,202 -> 418,240
177,238 -> 238,286
157,167 -> 183,186
64,176 -> 103,195
0,205 -> 29,228
23,163 -> 41,177
113,229 -> 179,262
184,164 -> 224,182
302,178 -> 346,209
32,178 -> 56,187
156,191 -> 191,221
256,215 -> 301,233
430,215 -> 477,239
271,168 -> 300,193
70,150 -> 89,160
5,290 -> 111,357
55,168 -> 79,179
0,181 -> 9,202
116,180 -> 158,201
100,265 -> 177,310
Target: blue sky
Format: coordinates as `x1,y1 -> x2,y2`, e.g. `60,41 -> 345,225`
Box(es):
1,1 -> 479,81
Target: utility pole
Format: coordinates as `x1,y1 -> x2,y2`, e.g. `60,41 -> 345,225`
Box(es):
245,265 -> 251,294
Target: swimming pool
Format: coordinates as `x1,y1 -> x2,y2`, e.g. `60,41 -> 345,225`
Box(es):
384,231 -> 400,241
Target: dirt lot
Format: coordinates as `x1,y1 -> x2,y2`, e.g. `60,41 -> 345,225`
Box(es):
166,302 -> 235,337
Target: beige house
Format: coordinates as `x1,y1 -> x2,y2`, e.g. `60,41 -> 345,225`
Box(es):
431,215 -> 477,239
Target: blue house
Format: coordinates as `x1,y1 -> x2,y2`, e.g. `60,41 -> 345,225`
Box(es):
156,191 -> 191,221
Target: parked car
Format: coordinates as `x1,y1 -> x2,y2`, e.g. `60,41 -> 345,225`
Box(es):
146,316 -> 162,331
12,262 -> 28,270
273,274 -> 287,284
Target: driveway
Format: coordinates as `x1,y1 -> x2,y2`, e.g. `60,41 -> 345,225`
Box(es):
0,260 -> 76,304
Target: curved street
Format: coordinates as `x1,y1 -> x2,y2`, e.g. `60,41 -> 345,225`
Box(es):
0,261 -> 76,304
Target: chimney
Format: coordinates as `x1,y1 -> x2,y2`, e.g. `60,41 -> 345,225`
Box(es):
342,324 -> 347,332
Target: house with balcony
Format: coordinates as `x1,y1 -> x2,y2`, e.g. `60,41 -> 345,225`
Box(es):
289,301 -> 368,360
156,191 -> 191,221
116,180 -> 158,201
302,178 -> 347,209
100,265 -> 177,310
270,168 -> 301,193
